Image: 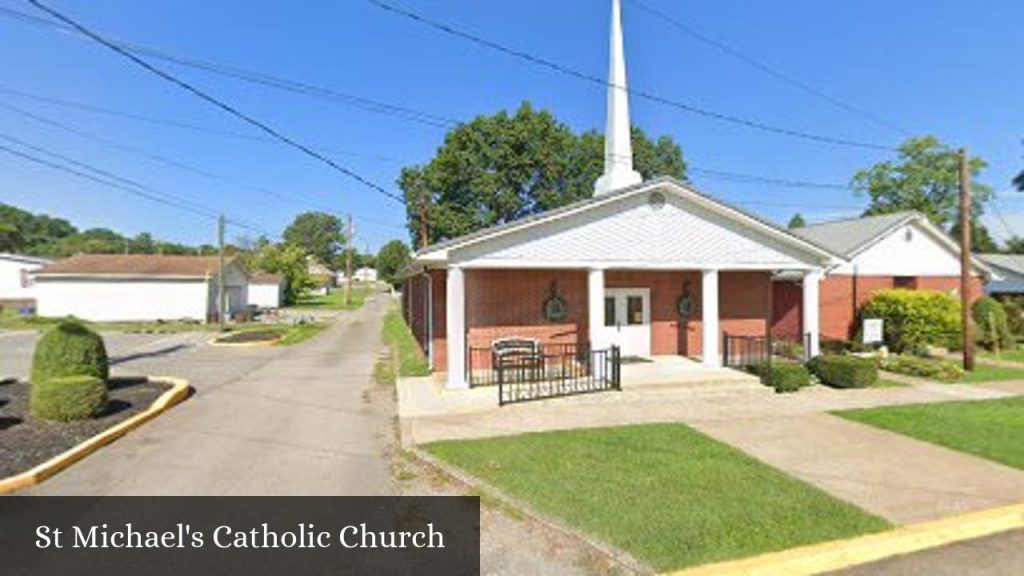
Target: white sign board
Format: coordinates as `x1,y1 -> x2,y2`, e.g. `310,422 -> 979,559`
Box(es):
863,318 -> 884,344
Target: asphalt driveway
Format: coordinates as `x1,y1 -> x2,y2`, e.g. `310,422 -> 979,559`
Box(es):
9,297 -> 393,496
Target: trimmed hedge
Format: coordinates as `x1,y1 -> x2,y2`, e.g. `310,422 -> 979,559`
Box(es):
807,355 -> 878,389
860,289 -> 960,354
972,296 -> 1015,351
758,362 -> 810,393
880,354 -> 964,383
30,375 -> 108,421
31,320 -> 109,384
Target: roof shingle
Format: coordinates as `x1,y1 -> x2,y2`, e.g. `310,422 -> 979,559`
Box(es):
35,254 -> 232,278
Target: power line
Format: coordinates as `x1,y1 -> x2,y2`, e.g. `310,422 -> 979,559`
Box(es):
0,140 -> 277,238
0,85 -> 398,163
689,166 -> 862,192
29,0 -> 405,204
626,0 -> 912,136
0,100 -> 406,230
367,0 -> 899,152
0,5 -> 457,130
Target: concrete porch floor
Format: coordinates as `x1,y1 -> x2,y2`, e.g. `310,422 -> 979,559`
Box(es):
397,355 -> 760,420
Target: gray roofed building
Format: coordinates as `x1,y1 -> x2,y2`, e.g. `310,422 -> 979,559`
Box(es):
980,254 -> 1024,295
790,212 -> 919,258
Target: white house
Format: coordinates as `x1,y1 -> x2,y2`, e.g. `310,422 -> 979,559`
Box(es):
248,273 -> 284,309
33,254 -> 249,322
0,253 -> 52,307
980,254 -> 1024,296
354,266 -> 378,283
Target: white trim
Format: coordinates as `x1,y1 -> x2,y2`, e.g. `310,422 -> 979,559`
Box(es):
445,267 -> 467,389
702,269 -> 720,367
803,270 -> 822,357
416,179 -> 841,265
455,258 -> 819,271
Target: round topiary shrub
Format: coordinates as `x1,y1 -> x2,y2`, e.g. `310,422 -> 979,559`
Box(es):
30,375 -> 108,421
807,354 -> 878,388
31,320 -> 110,384
972,296 -> 1015,351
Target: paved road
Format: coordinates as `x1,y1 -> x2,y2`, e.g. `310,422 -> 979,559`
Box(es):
21,297 -> 393,495
832,529 -> 1024,575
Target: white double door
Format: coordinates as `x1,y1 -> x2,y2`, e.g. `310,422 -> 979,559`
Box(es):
602,288 -> 651,357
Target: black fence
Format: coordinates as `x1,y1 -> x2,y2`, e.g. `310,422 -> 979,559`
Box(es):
467,342 -> 621,405
722,333 -> 812,369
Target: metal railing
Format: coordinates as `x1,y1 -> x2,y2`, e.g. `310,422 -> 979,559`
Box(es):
467,342 -> 621,405
722,332 -> 811,369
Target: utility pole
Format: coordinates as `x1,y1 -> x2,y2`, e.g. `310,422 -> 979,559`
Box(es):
959,148 -> 974,371
217,213 -> 226,331
345,214 -> 353,307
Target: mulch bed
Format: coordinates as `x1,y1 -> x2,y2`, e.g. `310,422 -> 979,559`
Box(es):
0,377 -> 170,478
215,329 -> 283,344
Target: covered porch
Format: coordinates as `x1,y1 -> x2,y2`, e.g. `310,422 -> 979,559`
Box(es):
448,264 -> 822,390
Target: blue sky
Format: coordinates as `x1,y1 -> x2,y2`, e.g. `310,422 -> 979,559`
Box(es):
0,0 -> 1022,252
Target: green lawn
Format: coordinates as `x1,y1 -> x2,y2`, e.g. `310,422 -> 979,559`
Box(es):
837,398 -> 1024,470
980,349 -> 1024,363
382,309 -> 429,377
426,424 -> 889,571
0,310 -> 218,333
292,285 -> 374,311
274,322 -> 329,345
958,363 -> 1024,383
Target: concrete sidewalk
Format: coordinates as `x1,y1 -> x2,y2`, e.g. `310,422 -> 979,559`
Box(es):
690,412 -> 1024,524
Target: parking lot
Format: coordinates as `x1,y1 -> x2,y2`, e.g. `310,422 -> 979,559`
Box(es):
0,330 -> 278,394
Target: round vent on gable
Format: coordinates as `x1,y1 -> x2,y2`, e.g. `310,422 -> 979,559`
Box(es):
648,191 -> 666,210
904,227 -> 914,242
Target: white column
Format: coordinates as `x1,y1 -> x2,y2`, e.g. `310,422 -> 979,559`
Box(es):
803,269 -> 822,358
587,268 -> 605,349
446,266 -> 467,389
702,269 -> 720,367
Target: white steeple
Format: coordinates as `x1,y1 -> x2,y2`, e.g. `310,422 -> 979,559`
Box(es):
594,0 -> 643,196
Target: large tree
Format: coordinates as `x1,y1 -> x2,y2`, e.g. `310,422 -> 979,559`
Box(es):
283,211 -> 343,270
853,136 -> 995,249
399,102 -> 686,248
376,239 -> 410,286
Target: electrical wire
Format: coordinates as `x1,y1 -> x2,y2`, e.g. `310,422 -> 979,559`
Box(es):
29,0 -> 405,204
366,0 -> 899,152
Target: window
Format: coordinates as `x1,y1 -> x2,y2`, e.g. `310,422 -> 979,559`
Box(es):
604,297 -> 616,327
627,296 -> 644,325
894,276 -> 915,289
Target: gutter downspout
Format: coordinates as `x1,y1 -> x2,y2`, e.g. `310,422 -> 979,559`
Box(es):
421,271 -> 434,370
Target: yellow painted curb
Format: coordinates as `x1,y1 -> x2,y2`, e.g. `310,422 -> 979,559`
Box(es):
0,376 -> 192,495
206,333 -> 281,347
664,502 -> 1024,576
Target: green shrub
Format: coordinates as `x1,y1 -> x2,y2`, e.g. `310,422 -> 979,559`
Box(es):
758,362 -> 810,393
807,355 -> 878,388
30,375 -> 108,421
880,355 -> 964,383
860,290 -> 961,354
1002,298 -> 1024,337
31,320 -> 109,384
972,296 -> 1015,351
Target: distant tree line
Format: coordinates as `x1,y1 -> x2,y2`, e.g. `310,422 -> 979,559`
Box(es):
0,202 -> 211,257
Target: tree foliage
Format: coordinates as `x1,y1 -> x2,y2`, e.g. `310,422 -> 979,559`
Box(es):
376,239 -> 410,286
399,102 -> 686,247
854,136 -> 995,248
247,243 -> 314,305
0,202 -> 198,256
282,212 -> 343,271
787,213 -> 806,229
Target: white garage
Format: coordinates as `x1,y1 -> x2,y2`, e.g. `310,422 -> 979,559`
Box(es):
0,253 -> 52,308
248,273 -> 284,309
33,254 -> 249,322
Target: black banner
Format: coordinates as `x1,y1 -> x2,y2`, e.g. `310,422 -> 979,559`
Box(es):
0,497 -> 479,575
